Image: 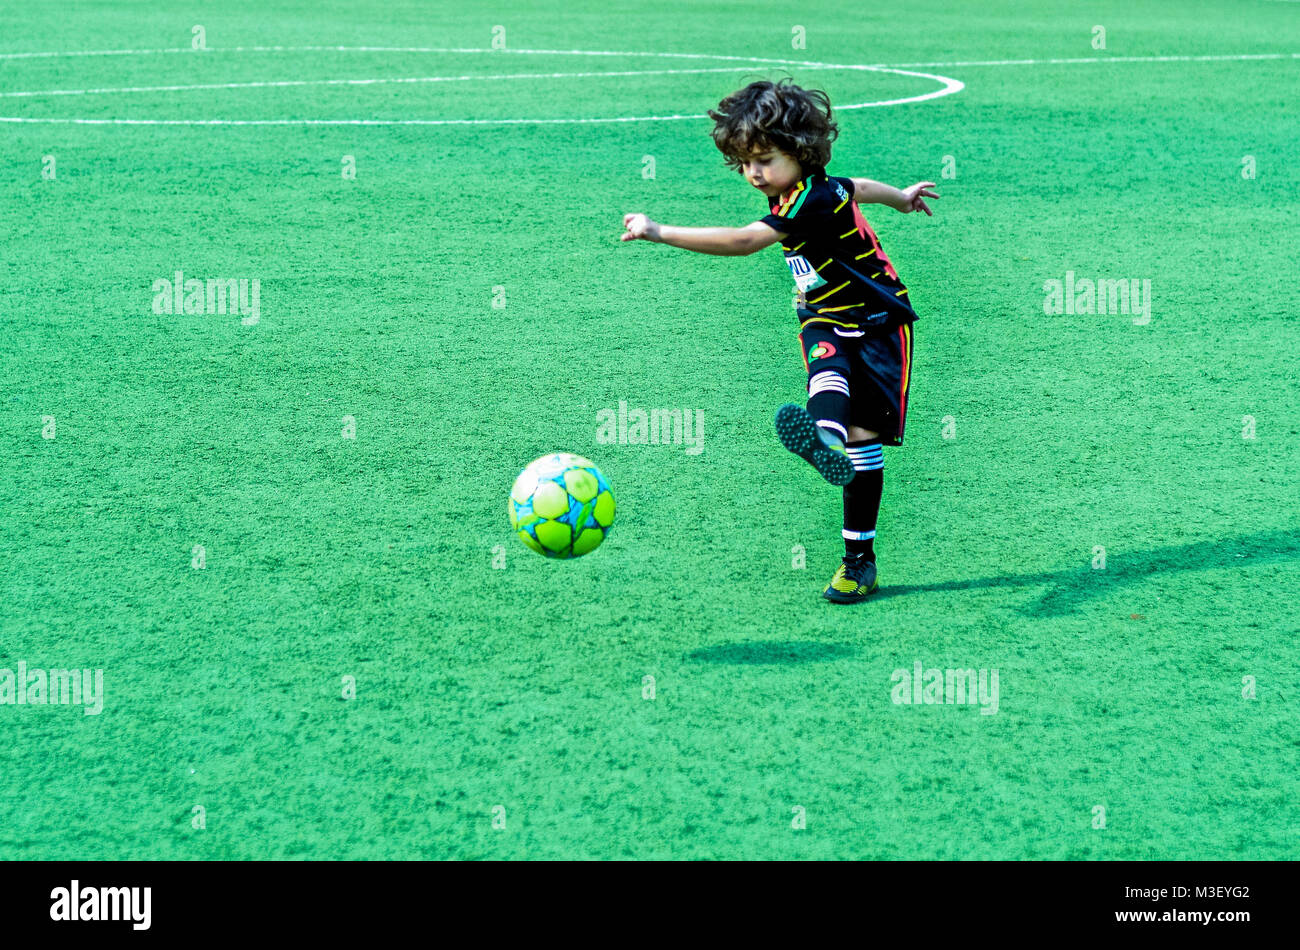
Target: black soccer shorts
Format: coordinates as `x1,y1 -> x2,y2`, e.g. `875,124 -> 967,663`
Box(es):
797,319 -> 915,447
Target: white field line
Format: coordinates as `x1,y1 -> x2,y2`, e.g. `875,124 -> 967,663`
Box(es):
0,65 -> 926,99
0,47 -> 1293,126
877,52 -> 1300,68
10,51 -> 1297,100
0,48 -> 963,123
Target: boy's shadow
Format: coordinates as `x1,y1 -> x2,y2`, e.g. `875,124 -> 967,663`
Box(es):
686,641 -> 857,665
871,526 -> 1299,617
687,528 -> 1298,666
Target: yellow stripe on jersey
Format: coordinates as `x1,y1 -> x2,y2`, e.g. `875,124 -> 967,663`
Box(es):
808,281 -> 850,303
799,316 -> 861,330
855,249 -> 877,260
814,303 -> 865,313
775,182 -> 806,216
839,227 -> 858,239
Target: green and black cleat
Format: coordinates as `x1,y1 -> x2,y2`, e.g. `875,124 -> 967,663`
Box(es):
774,403 -> 855,486
822,555 -> 879,603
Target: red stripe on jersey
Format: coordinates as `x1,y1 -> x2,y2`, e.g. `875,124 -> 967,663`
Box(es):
852,201 -> 899,281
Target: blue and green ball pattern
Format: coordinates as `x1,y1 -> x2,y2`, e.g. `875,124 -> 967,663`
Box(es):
509,453 -> 616,559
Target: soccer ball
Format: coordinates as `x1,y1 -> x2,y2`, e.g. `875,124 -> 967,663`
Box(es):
509,453 -> 616,559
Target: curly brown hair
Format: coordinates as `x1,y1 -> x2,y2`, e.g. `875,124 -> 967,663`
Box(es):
707,78 -> 839,174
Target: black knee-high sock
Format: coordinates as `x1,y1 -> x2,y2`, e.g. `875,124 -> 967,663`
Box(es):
807,369 -> 850,446
843,440 -> 884,560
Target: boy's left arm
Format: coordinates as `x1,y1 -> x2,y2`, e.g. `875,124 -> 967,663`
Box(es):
851,179 -> 939,215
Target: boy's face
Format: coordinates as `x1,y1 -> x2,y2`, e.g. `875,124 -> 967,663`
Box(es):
737,146 -> 803,198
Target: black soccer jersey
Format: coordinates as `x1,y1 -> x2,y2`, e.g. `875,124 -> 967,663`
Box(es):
760,168 -> 917,332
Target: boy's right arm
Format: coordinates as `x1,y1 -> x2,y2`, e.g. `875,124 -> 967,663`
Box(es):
621,214 -> 785,256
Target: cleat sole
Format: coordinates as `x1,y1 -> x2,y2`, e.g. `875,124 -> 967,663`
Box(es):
774,404 -> 855,486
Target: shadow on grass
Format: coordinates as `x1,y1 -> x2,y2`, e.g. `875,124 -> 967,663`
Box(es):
871,527 -> 1300,617
686,641 -> 857,665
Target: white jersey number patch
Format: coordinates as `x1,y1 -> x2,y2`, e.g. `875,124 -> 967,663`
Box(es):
785,253 -> 829,293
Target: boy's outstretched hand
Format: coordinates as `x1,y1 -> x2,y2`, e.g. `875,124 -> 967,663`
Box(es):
621,212 -> 660,242
896,182 -> 939,215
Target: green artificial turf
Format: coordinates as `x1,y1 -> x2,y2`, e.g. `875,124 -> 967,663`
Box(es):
1,0 -> 1297,860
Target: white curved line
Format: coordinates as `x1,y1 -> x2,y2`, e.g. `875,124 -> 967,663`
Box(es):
0,47 -> 963,124
0,65 -> 932,99
3,44 -> 1288,122
843,66 -> 963,108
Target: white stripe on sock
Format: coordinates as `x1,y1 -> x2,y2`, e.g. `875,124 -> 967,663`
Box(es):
808,370 -> 850,397
817,420 -> 848,442
846,445 -> 884,471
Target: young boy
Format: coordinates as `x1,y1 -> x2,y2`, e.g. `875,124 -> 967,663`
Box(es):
620,79 -> 937,603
